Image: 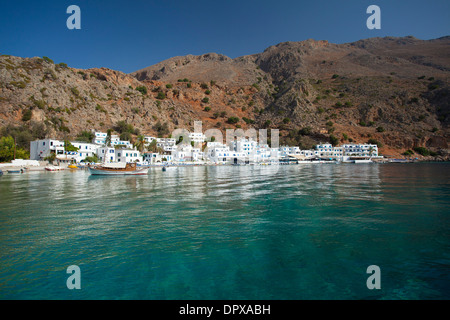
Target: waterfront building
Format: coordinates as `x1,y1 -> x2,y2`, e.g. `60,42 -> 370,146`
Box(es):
70,142 -> 100,162
144,136 -> 176,152
189,132 -> 206,145
115,149 -> 141,163
205,143 -> 229,163
96,147 -> 141,163
315,144 -> 344,159
172,145 -> 204,162
92,132 -> 131,147
29,135 -> 381,165
288,146 -> 301,155
206,143 -> 246,164
156,138 -> 177,152
298,149 -> 315,158
30,139 -> 65,160
231,138 -> 257,155
96,147 -> 116,163
342,144 -> 378,157
253,145 -> 273,163
143,152 -> 173,164
230,138 -> 267,163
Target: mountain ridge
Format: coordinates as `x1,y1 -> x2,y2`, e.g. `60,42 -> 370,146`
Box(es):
1,35 -> 449,159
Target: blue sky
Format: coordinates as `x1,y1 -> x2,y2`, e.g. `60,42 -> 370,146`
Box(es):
0,0 -> 449,73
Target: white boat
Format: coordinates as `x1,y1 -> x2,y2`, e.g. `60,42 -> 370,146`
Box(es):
298,159 -> 324,164
354,160 -> 372,163
45,165 -> 64,171
88,162 -> 148,175
353,159 -> 373,164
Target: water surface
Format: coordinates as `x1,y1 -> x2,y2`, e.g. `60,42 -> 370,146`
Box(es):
0,163 -> 449,299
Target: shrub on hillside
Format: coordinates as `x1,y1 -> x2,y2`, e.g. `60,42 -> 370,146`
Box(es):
136,86 -> 148,95
413,147 -> 430,156
227,117 -> 239,124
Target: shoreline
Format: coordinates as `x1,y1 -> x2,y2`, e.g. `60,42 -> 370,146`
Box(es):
1,159 -> 449,173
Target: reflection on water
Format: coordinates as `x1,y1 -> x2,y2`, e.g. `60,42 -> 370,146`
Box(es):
0,163 -> 449,299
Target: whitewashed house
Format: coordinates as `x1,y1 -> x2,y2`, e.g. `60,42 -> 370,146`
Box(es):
315,144 -> 344,159
231,138 -> 257,155
143,152 -> 172,164
342,144 -> 378,157
205,143 -> 246,164
172,145 -> 204,162
110,135 -> 132,148
157,138 -> 177,152
115,149 -> 141,163
144,136 -> 176,151
253,145 -> 272,163
298,149 -> 316,159
71,142 -> 100,162
96,147 -> 116,163
93,132 -> 131,148
30,139 -> 65,160
189,132 -> 206,145
93,132 -> 107,145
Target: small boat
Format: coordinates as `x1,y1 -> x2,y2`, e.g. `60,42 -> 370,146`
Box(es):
298,160 -> 323,164
162,166 -> 167,172
7,169 -> 24,173
68,164 -> 78,169
88,162 -> 148,175
354,159 -> 372,164
0,169 -> 3,176
45,165 -> 64,171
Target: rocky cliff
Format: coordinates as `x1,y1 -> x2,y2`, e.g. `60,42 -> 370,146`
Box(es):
1,36 -> 449,159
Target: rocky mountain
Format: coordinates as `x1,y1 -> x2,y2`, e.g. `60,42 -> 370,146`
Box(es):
1,36 -> 449,159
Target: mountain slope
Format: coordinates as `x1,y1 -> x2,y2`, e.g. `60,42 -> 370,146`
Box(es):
0,36 -> 449,159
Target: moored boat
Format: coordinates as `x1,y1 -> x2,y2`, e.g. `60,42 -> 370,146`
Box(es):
88,162 -> 148,175
45,165 -> 64,171
351,157 -> 373,163
353,159 -> 373,164
7,169 -> 24,173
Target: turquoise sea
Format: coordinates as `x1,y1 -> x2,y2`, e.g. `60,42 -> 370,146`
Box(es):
0,163 -> 449,299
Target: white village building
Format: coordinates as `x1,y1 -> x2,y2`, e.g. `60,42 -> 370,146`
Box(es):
30,139 -> 65,160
